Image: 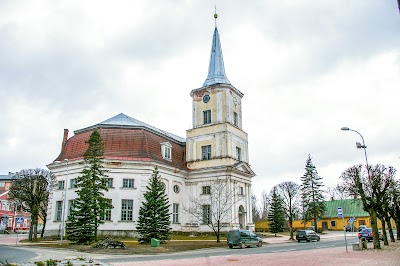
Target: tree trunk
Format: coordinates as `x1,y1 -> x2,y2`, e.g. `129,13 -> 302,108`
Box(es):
289,217 -> 294,240
384,215 -> 395,242
395,220 -> 400,241
380,217 -> 388,245
370,210 -> 381,249
41,218 -> 46,239
28,222 -> 33,241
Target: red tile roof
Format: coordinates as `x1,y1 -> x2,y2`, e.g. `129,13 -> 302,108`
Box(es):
55,128 -> 186,170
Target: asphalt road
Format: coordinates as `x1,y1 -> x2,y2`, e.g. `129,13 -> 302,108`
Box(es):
0,236 -> 358,264
0,245 -> 37,263
100,237 -> 357,264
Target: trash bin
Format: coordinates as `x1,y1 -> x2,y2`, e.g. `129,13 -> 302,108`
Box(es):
151,238 -> 160,247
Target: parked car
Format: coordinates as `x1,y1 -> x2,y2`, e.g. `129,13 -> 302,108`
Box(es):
345,225 -> 357,232
227,229 -> 263,249
358,225 -> 368,232
296,230 -> 320,242
358,228 -> 374,241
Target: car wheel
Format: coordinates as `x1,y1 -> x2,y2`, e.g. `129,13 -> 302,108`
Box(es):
257,241 -> 262,247
306,239 -> 311,242
241,242 -> 245,249
229,245 -> 233,249
317,238 -> 320,242
298,240 -> 300,243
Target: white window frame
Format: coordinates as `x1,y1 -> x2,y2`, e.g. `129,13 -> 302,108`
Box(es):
201,145 -> 212,160
161,142 -> 172,160
173,203 -> 179,223
233,112 -> 238,126
70,179 -> 77,189
122,179 -> 135,188
103,178 -> 114,188
202,205 -> 211,224
236,147 -> 242,161
203,110 -> 211,124
202,186 -> 211,195
238,186 -> 244,195
121,199 -> 133,221
58,180 -> 65,190
55,201 -> 63,221
103,199 -> 112,221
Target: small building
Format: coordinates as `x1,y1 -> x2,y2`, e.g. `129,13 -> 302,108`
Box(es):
257,198 -> 397,232
0,173 -> 31,233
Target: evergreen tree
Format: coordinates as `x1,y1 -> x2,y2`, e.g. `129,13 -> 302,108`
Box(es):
136,166 -> 171,244
66,129 -> 112,244
300,154 -> 326,233
267,187 -> 285,234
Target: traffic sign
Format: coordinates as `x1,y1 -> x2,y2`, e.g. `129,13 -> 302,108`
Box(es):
337,207 -> 343,218
15,217 -> 24,224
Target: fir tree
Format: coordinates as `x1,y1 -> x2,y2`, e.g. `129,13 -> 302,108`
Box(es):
66,129 -> 112,244
267,187 -> 285,234
136,166 -> 171,244
300,154 -> 326,233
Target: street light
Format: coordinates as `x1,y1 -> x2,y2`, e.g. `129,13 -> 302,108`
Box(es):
56,159 -> 69,244
340,127 -> 370,171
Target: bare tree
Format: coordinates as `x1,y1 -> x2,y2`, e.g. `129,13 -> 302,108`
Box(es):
251,192 -> 261,222
9,169 -> 56,242
339,164 -> 394,249
184,178 -> 243,242
276,181 -> 300,240
387,179 -> 400,241
260,191 -> 270,220
325,184 -> 348,200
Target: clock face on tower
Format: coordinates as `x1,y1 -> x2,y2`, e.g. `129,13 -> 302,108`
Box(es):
203,94 -> 210,103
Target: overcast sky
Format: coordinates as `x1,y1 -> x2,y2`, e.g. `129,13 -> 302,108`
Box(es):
1,0 -> 399,201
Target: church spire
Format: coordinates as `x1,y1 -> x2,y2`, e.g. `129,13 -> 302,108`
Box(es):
202,11 -> 231,87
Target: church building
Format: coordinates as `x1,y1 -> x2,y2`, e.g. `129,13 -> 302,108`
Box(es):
45,17 -> 255,237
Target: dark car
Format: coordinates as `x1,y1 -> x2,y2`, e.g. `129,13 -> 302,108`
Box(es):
227,229 -> 263,249
296,230 -> 320,242
345,225 -> 357,232
358,225 -> 367,232
358,228 -> 374,241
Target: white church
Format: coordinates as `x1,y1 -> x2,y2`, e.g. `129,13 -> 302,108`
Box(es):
46,18 -> 256,237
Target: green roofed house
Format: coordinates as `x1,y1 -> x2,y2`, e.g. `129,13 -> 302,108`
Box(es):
290,198 -> 396,232
320,199 -> 370,231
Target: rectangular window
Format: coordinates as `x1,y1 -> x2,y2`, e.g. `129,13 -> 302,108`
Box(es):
201,145 -> 212,160
161,143 -> 172,160
173,203 -> 179,223
202,186 -> 211,195
238,186 -> 244,195
202,205 -> 211,224
103,178 -> 113,188
203,110 -> 211,124
121,199 -> 133,221
70,179 -> 77,188
122,179 -> 134,188
330,220 -> 336,227
68,200 -> 74,217
55,201 -> 63,221
236,147 -> 242,161
58,180 -> 65,190
103,199 -> 112,221
233,112 -> 238,126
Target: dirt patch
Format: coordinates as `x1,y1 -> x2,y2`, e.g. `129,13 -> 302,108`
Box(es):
24,240 -> 227,255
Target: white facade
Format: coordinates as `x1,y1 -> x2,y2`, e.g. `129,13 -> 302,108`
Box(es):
45,24 -> 255,237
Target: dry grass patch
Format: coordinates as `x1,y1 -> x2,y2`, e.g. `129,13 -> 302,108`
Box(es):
21,240 -> 227,255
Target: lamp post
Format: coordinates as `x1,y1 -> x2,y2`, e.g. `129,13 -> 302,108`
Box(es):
60,159 -> 69,244
340,127 -> 370,172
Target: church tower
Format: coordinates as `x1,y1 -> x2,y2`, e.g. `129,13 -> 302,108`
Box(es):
186,22 -> 251,172
185,13 -> 255,230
